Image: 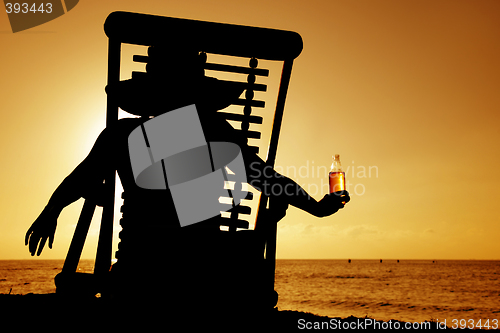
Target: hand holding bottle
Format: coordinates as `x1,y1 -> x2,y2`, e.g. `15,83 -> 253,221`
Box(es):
314,190 -> 350,217
314,153 -> 350,217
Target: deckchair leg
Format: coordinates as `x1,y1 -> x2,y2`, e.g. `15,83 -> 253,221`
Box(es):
265,220 -> 278,291
257,59 -> 295,294
93,183 -> 115,275
56,199 -> 98,296
62,199 -> 96,273
93,38 -> 121,276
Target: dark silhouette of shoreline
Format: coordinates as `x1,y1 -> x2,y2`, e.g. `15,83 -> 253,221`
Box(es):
0,293 -> 474,331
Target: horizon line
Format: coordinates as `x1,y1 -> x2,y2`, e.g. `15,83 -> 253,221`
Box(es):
2,258 -> 499,261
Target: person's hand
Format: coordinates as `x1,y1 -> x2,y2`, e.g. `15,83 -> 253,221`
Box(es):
314,191 -> 350,217
25,208 -> 58,256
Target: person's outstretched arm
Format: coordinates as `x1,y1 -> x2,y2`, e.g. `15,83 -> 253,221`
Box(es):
25,127 -> 113,256
245,153 -> 350,218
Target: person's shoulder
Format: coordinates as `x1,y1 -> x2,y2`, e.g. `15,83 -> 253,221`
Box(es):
116,117 -> 146,126
111,117 -> 146,132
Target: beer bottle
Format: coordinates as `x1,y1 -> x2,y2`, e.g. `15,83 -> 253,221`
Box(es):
329,154 -> 346,193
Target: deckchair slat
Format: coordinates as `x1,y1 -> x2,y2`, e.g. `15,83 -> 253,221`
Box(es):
131,72 -> 267,92
233,129 -> 261,139
221,113 -> 263,124
130,72 -> 268,94
219,219 -> 249,229
133,55 -> 148,63
246,83 -> 267,92
205,63 -> 269,77
220,81 -> 267,92
229,205 -> 252,215
131,71 -> 147,80
134,55 -> 270,77
219,202 -> 252,215
233,99 -> 265,108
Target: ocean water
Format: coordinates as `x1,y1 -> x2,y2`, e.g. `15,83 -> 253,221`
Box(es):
1,259 -> 499,324
275,259 -> 500,324
0,259 -> 93,295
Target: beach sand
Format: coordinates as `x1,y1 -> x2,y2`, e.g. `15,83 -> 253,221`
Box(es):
0,293 -> 471,331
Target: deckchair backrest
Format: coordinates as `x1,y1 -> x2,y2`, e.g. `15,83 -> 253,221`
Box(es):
80,11 -> 302,275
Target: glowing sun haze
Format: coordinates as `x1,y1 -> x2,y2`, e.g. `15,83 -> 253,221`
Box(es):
1,0 -> 499,260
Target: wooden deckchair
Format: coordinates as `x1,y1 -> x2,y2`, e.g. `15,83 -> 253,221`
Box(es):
56,11 -> 302,305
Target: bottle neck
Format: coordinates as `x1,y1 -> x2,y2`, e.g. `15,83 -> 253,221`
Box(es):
330,163 -> 342,172
330,156 -> 342,172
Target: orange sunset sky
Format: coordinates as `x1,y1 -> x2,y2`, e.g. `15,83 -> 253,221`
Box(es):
1,0 -> 499,260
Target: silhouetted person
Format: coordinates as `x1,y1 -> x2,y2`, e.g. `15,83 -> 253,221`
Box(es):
25,45 -> 350,309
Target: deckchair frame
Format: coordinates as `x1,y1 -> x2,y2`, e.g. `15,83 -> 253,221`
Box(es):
61,11 -> 302,295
